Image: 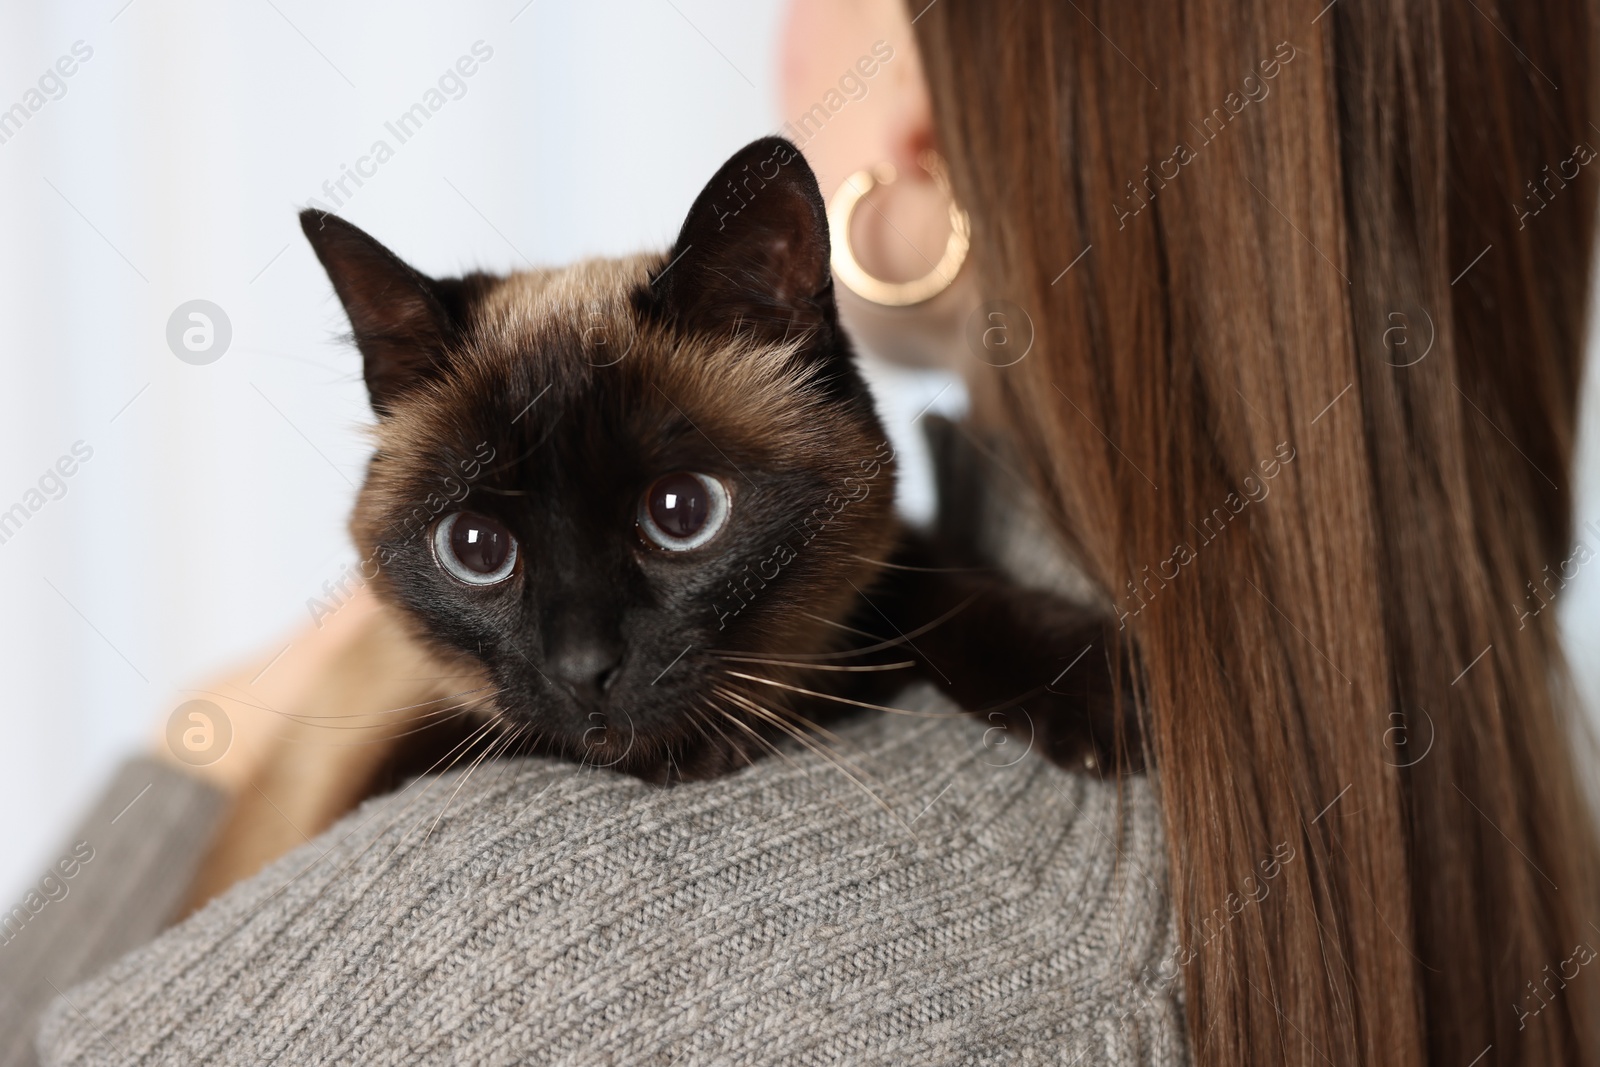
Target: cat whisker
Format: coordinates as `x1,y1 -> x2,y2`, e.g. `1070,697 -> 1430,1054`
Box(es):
716,683 -> 879,768
752,689 -> 917,797
385,682 -> 497,707
704,592 -> 982,662
271,696 -> 489,734
683,704 -> 723,756
696,696 -> 757,770
507,728 -> 571,824
425,717 -> 523,842
656,733 -> 684,782
707,696 -> 803,775
715,681 -> 856,750
483,722 -> 538,790
286,702 -> 485,748
207,684 -> 498,724
845,554 -> 986,573
968,684 -> 1056,718
794,612 -> 888,644
714,685 -> 905,829
721,671 -> 964,719
716,713 -> 796,775
705,655 -> 916,673
223,713 -> 508,942
418,712 -> 503,773
391,674 -> 495,682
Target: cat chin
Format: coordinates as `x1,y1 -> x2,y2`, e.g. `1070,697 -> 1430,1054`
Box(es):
367,590 -> 766,779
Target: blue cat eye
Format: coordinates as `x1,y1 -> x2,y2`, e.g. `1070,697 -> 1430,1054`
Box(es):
433,511 -> 518,585
638,472 -> 730,551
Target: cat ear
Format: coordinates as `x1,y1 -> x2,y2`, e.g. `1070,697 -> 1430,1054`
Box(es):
298,210 -> 462,417
642,137 -> 836,343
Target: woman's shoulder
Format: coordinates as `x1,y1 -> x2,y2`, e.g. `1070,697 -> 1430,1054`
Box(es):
37,686 -> 1183,1066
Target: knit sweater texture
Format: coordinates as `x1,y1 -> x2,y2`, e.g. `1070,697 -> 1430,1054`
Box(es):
36,686 -> 1184,1065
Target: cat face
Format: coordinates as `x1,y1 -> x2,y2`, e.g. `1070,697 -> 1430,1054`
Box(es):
302,138 -> 899,777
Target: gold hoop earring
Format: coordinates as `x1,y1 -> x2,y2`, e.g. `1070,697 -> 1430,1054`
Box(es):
827,150 -> 970,308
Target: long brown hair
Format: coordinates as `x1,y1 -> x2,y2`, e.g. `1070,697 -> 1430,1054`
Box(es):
913,1 -> 1600,1062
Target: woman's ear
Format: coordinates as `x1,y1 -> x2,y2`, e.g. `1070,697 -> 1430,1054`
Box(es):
777,2 -> 961,321
878,37 -> 937,184
777,0 -> 934,206
775,0 -> 976,370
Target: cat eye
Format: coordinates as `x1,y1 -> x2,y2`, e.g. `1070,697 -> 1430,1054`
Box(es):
637,472 -> 730,551
433,511 -> 518,585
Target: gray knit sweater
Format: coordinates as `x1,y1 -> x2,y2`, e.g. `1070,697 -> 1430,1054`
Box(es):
31,686 -> 1183,1065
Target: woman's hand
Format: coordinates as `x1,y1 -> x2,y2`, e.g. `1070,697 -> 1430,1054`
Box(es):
154,585 -> 451,910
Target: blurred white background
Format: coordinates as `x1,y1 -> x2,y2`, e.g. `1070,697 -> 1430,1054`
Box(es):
0,0 -> 1595,898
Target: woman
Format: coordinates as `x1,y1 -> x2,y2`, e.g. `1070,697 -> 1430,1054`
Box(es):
17,0 -> 1600,1063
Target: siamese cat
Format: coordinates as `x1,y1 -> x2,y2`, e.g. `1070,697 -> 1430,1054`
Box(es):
300,137 -> 1139,784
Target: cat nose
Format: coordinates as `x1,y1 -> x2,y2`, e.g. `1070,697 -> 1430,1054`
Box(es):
547,636 -> 622,700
